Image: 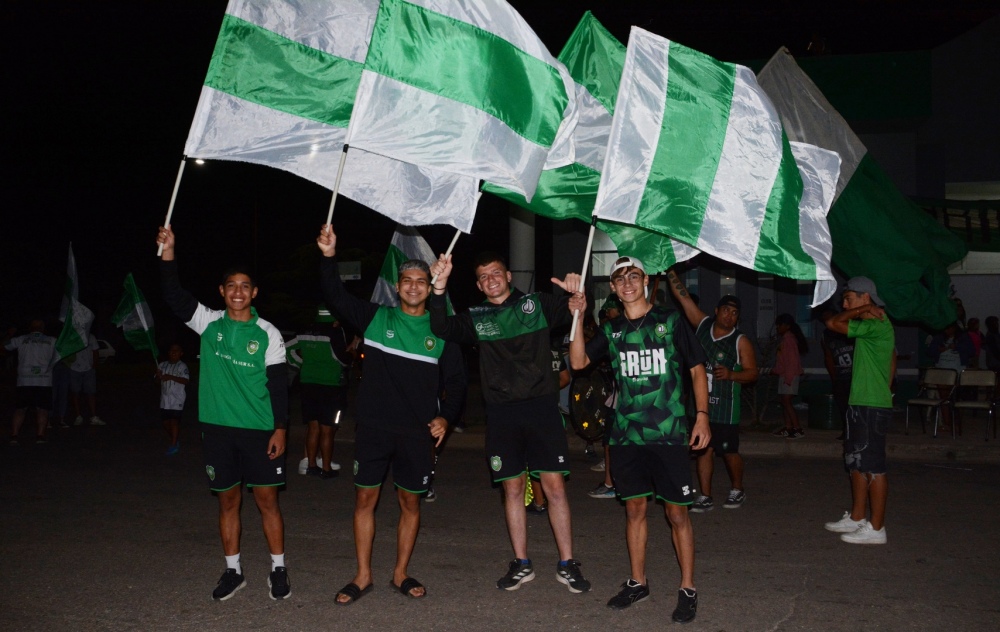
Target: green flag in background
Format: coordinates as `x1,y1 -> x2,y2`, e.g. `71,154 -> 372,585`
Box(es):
372,226 -> 453,314
758,49 -> 967,327
111,274 -> 159,358
483,12 -> 700,275
54,243 -> 94,364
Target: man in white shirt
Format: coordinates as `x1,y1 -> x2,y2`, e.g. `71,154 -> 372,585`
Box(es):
4,320 -> 57,443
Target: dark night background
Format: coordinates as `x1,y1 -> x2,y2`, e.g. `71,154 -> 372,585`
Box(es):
3,1 -> 996,351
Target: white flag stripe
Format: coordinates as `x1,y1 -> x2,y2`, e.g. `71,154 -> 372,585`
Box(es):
790,142 -> 839,305
572,84 -> 613,173
697,67 -> 786,265
349,72 -> 551,198
230,0 -> 376,62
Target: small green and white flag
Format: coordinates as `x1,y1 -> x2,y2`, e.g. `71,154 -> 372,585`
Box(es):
54,244 -> 94,364
483,12 -> 699,274
758,49 -> 968,326
594,27 -> 840,304
111,273 -> 159,358
371,226 -> 452,313
184,0 -> 478,231
348,0 -> 578,202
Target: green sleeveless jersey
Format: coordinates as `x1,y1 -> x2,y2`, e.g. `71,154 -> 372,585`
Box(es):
696,317 -> 744,425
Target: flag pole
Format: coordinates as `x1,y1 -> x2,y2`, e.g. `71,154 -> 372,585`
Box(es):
429,186 -> 481,286
324,145 -> 350,228
157,158 -> 188,256
568,218 -> 598,342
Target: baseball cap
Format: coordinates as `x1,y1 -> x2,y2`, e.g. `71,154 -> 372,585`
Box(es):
845,276 -> 885,307
717,295 -> 741,310
608,256 -> 646,278
315,305 -> 336,323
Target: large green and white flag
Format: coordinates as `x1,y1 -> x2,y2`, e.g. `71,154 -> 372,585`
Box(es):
54,244 -> 94,364
371,226 -> 452,313
348,0 -> 578,201
758,49 -> 967,327
185,0 -> 478,231
594,27 -> 840,305
111,274 -> 159,358
482,12 -> 699,274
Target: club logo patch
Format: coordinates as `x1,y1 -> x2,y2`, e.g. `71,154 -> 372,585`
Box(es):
655,323 -> 667,338
521,298 -> 536,314
424,336 -> 436,351
206,465 -> 216,481
246,340 -> 259,355
490,456 -> 502,472
353,460 -> 359,475
717,352 -> 725,360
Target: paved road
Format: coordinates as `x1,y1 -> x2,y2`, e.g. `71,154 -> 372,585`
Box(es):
3,407 -> 999,631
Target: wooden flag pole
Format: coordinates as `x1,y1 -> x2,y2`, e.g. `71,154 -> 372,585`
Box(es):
324,145 -> 351,230
157,158 -> 188,256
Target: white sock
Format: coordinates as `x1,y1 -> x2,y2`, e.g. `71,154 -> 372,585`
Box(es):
271,553 -> 285,570
225,554 -> 241,575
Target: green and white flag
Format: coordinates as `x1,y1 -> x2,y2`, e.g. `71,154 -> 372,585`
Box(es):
185,0 -> 478,231
111,274 -> 159,358
371,226 -> 453,313
348,0 -> 578,201
758,49 -> 967,326
54,244 -> 94,364
483,12 -> 699,274
594,27 -> 840,304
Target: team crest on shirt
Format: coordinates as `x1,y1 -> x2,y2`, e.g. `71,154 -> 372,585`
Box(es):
353,460 -> 359,475
716,352 -> 725,361
521,298 -> 536,314
424,336 -> 436,351
246,340 -> 259,355
655,323 -> 667,338
490,456 -> 502,472
206,465 -> 216,481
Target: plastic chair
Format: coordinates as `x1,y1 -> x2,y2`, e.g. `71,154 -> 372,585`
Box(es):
951,369 -> 998,441
904,368 -> 957,436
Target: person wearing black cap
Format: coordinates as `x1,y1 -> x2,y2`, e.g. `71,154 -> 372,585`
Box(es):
569,256 -> 709,623
666,269 -> 758,513
823,277 -> 895,545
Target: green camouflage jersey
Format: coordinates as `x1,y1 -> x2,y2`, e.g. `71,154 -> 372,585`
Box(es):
696,317 -> 745,425
586,306 -> 706,446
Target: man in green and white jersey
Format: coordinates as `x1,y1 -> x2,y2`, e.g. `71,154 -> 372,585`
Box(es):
570,257 -> 709,623
667,269 -> 758,512
430,251 -> 591,595
317,225 -> 466,604
157,226 -> 290,602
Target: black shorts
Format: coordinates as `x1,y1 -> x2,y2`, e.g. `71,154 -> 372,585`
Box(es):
160,407 -> 184,421
707,423 -> 740,455
201,423 -> 287,492
610,444 -> 695,505
485,395 -> 569,482
300,383 -> 347,426
15,386 -> 52,410
844,405 -> 889,474
353,424 -> 433,493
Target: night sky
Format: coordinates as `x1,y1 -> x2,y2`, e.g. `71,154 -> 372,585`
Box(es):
4,1 -> 995,341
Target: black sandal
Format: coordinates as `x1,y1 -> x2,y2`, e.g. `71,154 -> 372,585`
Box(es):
391,577 -> 426,599
335,582 -> 373,606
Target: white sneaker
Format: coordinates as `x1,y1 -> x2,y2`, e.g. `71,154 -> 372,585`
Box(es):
840,522 -> 887,544
590,461 -> 606,472
89,416 -> 106,426
298,458 -> 309,475
329,461 -> 341,471
74,416 -> 84,426
824,511 -> 867,533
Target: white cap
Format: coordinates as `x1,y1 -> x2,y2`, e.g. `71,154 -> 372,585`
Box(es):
609,256 -> 646,277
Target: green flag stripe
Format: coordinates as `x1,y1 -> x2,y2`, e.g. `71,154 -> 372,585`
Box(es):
204,15 -> 361,128
754,138 -> 813,276
378,243 -> 410,285
366,0 -> 568,147
636,41 -> 735,243
482,163 -> 600,222
560,12 -> 625,114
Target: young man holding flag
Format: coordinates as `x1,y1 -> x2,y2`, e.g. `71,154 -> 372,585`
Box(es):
429,252 -> 591,594
316,225 -> 466,604
157,226 -> 291,602
568,257 -> 709,622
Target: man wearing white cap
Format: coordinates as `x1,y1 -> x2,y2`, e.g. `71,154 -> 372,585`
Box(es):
823,277 -> 895,545
569,256 -> 709,623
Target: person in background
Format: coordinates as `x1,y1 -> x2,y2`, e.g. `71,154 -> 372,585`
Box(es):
157,343 -> 190,455
821,307 -> 855,441
4,319 -> 56,444
927,321 -> 975,431
965,318 -> 982,368
983,316 -> 1000,373
771,314 -> 808,438
69,332 -> 105,427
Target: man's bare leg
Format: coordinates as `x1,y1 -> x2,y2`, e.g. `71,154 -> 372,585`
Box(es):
624,497 -> 648,583
665,503 -> 696,589
696,449 -> 714,497
217,486 -> 243,556
723,453 -> 744,491
539,472 -> 573,560
502,475 -> 528,559
336,486 -> 379,603
392,488 -> 425,597
252,485 -> 284,555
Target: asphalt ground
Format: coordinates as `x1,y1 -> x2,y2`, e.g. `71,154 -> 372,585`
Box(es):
2,370 -> 999,631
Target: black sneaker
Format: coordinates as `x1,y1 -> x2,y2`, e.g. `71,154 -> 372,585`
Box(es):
607,579 -> 650,609
212,569 -> 246,601
555,559 -> 591,593
526,502 -> 548,515
690,495 -> 714,513
268,566 -> 291,600
771,427 -> 791,437
319,469 -> 339,480
306,466 -> 322,476
672,587 -> 698,624
788,428 -> 805,439
496,559 -> 535,591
